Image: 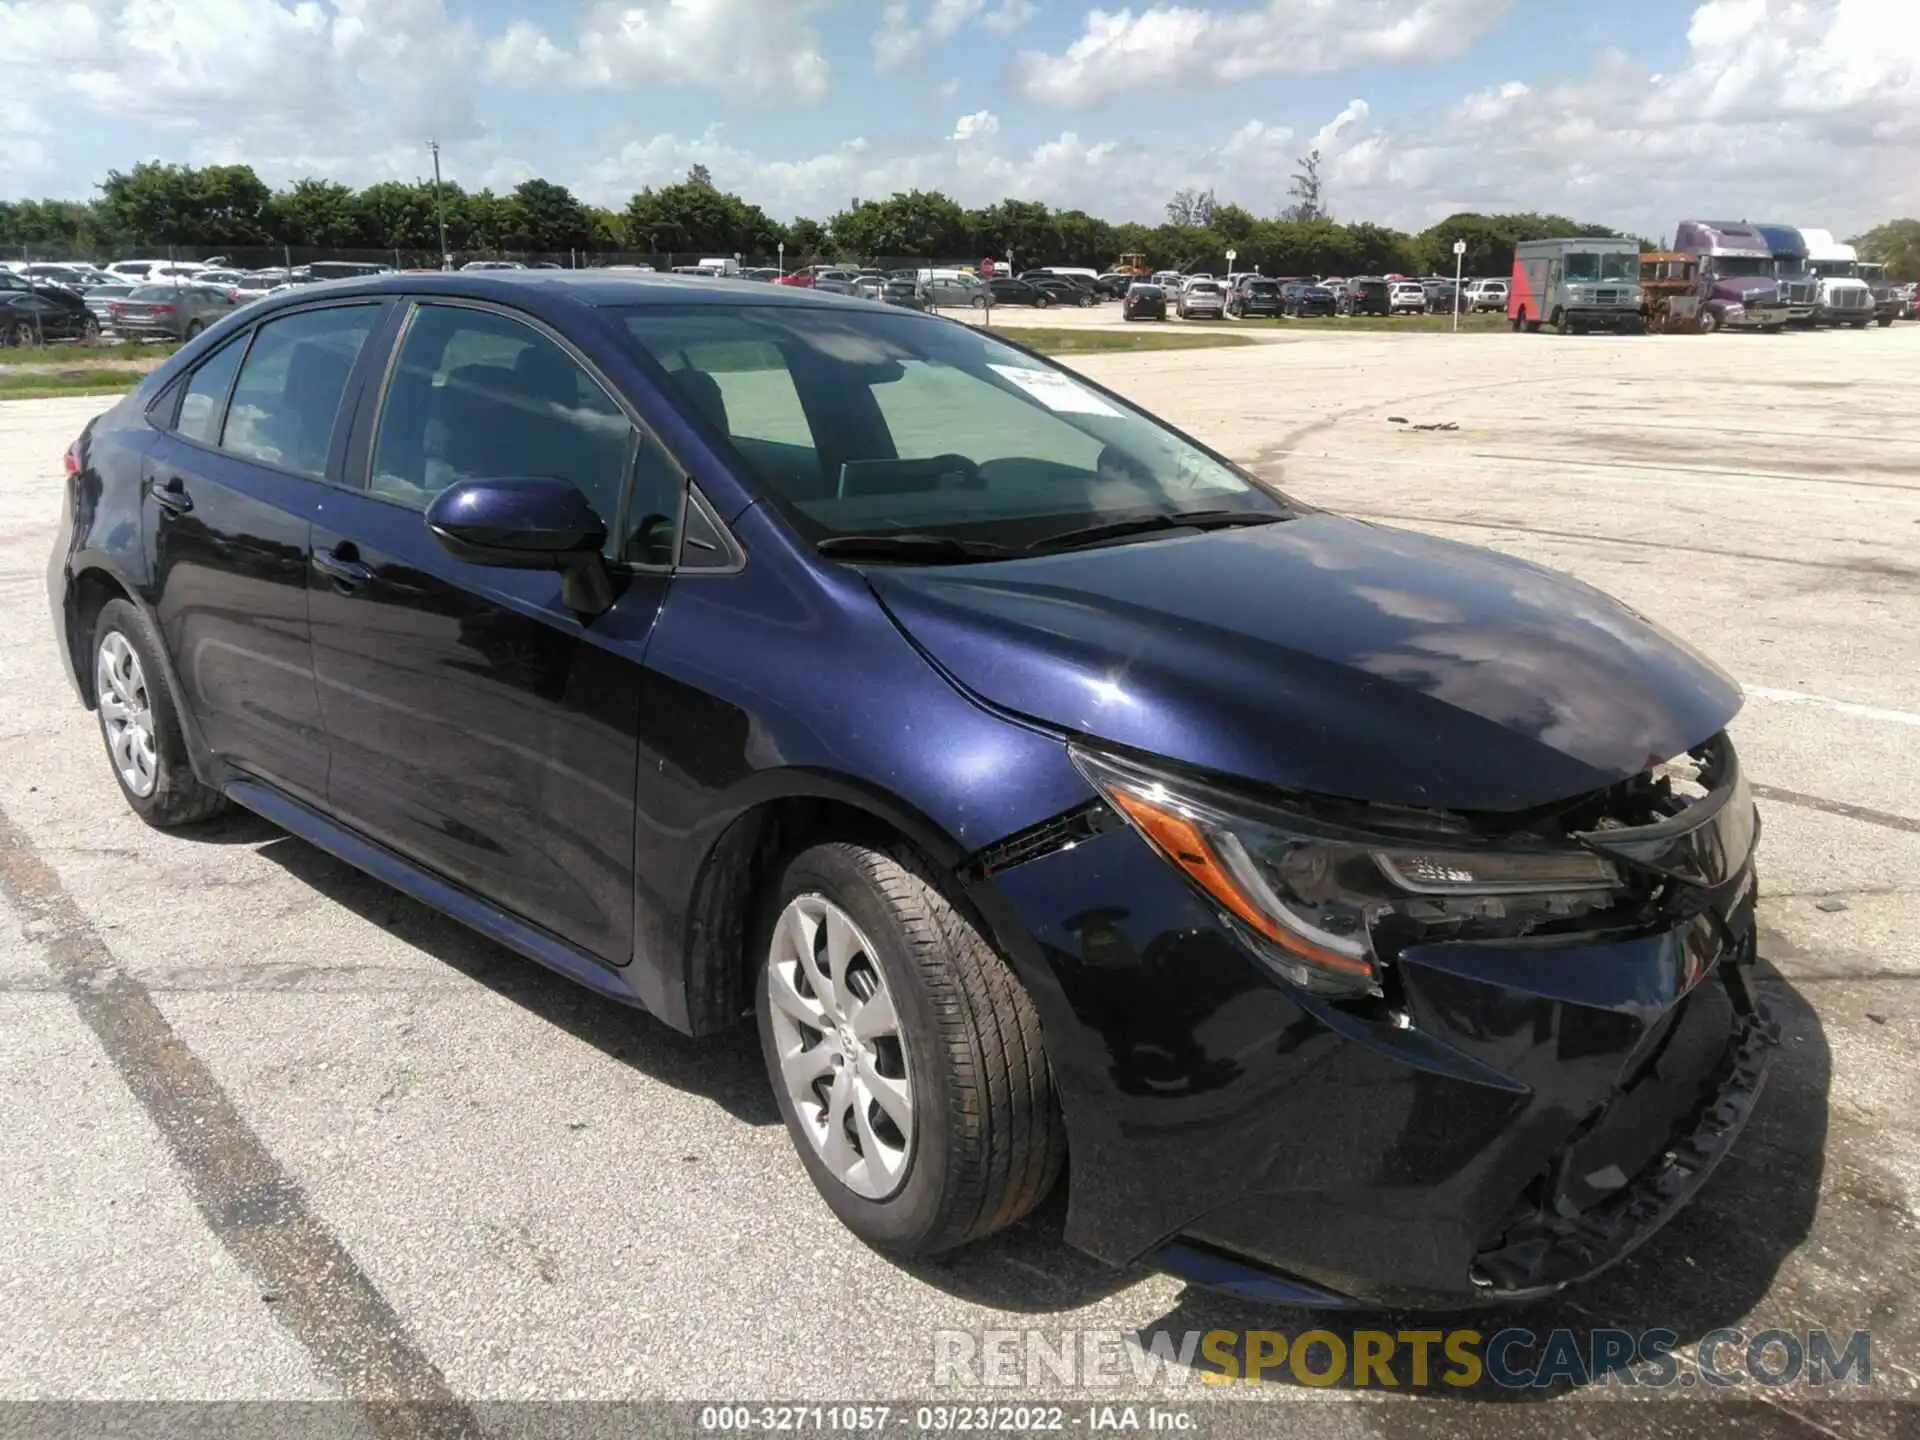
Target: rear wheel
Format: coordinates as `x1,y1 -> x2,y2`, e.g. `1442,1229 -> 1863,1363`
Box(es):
1511,308 -> 1527,332
184,320 -> 204,339
971,295 -> 987,310
2,319 -> 37,347
757,842 -> 1065,1257
1877,316 -> 1895,327
90,599 -> 229,828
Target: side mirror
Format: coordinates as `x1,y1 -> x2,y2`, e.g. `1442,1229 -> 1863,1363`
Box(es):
426,476 -> 615,615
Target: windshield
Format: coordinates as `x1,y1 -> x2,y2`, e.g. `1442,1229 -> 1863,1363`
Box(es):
1599,252 -> 1636,281
1815,260 -> 1860,279
1713,256 -> 1772,277
618,305 -> 1289,553
1773,256 -> 1809,277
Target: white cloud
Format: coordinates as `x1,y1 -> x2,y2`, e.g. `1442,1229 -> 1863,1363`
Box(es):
950,110 -> 1000,141
873,0 -> 1036,73
1011,0 -> 1515,109
0,0 -> 485,186
578,123 -> 1181,222
486,0 -> 833,107
1310,0 -> 1920,240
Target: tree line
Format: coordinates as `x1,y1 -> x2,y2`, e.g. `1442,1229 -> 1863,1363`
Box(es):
4,159 -> 1914,281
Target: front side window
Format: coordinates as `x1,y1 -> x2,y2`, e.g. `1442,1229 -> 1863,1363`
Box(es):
620,305 -> 1289,553
369,305 -> 637,539
175,336 -> 247,445
221,305 -> 379,480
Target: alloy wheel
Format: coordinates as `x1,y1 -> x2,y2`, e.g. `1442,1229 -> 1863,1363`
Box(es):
96,631 -> 159,797
765,893 -> 915,1200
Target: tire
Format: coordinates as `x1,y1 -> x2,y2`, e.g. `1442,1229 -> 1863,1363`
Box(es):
756,841 -> 1065,1258
1034,294 -> 1051,309
1698,309 -> 1720,336
1552,308 -> 1571,335
79,315 -> 101,343
90,599 -> 229,828
1511,308 -> 1526,333
1850,319 -> 1870,330
1877,316 -> 1894,327
970,295 -> 987,310
184,320 -> 204,339
1077,294 -> 1093,308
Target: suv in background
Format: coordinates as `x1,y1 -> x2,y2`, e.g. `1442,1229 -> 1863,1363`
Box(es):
1226,277 -> 1283,318
1176,279 -> 1226,319
1388,281 -> 1427,314
1464,278 -> 1509,311
1282,281 -> 1338,317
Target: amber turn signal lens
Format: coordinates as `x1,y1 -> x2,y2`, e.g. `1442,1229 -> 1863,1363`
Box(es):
1108,788 -> 1372,977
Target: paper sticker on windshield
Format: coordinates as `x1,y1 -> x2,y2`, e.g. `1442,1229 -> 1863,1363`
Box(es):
989,364 -> 1121,417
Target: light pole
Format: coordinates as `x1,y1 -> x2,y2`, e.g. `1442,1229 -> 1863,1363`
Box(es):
1452,237 -> 1466,332
778,240 -> 785,277
429,140 -> 450,270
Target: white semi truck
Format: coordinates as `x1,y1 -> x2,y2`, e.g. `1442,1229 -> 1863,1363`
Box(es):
1799,228 -> 1875,329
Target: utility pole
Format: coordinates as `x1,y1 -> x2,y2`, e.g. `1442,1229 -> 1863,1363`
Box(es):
429,140 -> 450,270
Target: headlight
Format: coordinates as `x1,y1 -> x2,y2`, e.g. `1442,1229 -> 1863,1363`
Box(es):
1072,748 -> 1620,998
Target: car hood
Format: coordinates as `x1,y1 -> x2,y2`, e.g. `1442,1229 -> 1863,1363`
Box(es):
866,515 -> 1742,812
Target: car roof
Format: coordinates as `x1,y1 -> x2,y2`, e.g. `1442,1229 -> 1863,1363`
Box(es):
240,268 -> 895,319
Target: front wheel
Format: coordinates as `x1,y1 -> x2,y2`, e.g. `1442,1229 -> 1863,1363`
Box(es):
184,320 -> 204,339
90,599 -> 229,828
1877,316 -> 1895,327
1034,294 -> 1051,309
757,842 -> 1065,1257
1077,294 -> 1093,308
1698,309 -> 1720,335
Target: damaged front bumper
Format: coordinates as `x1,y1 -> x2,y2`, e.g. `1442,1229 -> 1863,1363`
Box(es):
967,734 -> 1769,1308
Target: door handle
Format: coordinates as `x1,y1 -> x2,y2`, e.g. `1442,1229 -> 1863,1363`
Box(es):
313,548 -> 375,588
146,475 -> 193,514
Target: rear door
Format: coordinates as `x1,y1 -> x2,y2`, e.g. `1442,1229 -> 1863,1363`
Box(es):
309,299 -> 682,962
144,300 -> 390,803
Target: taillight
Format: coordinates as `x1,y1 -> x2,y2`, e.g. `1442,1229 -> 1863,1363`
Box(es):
152,305 -> 176,314
229,288 -> 242,302
64,440 -> 81,477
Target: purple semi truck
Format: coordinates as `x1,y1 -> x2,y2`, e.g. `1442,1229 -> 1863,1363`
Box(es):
1672,220 -> 1793,334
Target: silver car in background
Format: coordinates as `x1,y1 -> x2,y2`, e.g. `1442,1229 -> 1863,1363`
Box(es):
1177,278 -> 1226,319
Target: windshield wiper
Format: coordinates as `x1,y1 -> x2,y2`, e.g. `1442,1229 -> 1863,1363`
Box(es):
816,533 -> 1012,564
1026,509 -> 1285,555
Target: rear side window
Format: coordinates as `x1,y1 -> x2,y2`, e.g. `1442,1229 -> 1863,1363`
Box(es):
175,337 -> 247,445
221,306 -> 378,480
369,304 -> 638,539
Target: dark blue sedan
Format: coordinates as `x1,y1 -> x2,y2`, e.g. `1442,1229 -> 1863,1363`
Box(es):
48,271 -> 1769,1306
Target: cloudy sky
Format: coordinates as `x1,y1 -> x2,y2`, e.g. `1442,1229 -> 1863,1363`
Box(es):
2,0 -> 1915,241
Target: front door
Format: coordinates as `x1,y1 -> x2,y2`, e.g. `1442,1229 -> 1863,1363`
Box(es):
309,300 -> 682,963
146,302 -> 385,804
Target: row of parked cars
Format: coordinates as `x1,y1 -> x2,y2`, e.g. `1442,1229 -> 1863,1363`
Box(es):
1116,272 -> 1506,322
0,256 -> 586,346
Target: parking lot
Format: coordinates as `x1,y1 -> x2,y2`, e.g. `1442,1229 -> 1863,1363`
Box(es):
3,324 -> 1917,1435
